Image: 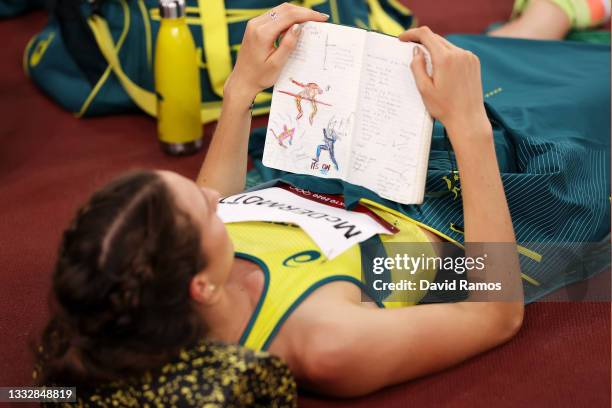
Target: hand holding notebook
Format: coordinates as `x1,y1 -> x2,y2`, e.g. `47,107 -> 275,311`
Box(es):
263,22 -> 433,204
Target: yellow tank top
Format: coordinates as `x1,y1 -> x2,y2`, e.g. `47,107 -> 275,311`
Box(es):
227,203 -> 438,351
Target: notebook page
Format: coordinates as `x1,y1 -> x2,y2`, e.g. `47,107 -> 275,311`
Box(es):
348,32 -> 433,204
263,22 -> 367,179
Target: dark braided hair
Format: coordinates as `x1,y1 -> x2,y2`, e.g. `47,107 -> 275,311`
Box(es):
35,170 -> 207,386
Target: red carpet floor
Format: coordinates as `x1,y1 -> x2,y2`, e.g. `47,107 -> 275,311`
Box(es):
0,2 -> 610,407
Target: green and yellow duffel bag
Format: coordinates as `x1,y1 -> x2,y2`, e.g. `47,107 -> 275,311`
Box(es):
23,0 -> 414,124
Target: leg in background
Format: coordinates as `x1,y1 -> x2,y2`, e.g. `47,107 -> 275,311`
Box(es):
489,0 -> 572,39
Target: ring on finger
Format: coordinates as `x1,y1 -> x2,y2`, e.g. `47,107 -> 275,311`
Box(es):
269,10 -> 279,20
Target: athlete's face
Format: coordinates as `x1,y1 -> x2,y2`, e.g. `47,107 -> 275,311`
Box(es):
157,171 -> 234,290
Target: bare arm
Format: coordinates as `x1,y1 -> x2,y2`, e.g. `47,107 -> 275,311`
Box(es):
294,27 -> 524,397
195,86 -> 253,196
196,3 -> 329,195
403,27 -> 524,310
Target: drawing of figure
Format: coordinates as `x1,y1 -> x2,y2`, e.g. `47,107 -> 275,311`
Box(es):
313,127 -> 339,171
278,78 -> 331,125
270,125 -> 295,148
292,78 -> 322,124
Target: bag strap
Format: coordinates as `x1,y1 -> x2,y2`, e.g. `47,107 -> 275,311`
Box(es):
198,0 -> 232,98
88,15 -> 159,116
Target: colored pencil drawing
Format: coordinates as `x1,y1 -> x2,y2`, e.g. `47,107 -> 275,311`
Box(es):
313,128 -> 339,172
278,78 -> 332,125
311,116 -> 351,174
270,125 -> 296,148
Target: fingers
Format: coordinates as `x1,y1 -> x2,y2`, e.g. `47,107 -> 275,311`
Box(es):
399,26 -> 447,61
260,3 -> 329,41
267,23 -> 302,68
434,33 -> 457,50
410,46 -> 433,97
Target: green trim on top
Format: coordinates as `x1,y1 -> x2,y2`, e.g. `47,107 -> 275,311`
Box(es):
236,252 -> 271,346
261,276 -> 385,351
235,244 -> 387,351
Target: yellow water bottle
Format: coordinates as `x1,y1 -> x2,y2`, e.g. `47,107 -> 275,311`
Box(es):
155,0 -> 203,155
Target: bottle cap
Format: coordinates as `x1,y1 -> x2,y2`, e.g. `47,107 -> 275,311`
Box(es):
159,0 -> 186,19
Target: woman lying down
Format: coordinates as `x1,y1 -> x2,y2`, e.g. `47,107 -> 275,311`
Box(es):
35,3 -> 610,406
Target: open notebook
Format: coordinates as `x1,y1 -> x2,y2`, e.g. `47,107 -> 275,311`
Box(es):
263,22 -> 433,205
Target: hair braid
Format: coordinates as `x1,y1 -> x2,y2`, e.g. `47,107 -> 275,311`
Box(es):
36,170 -> 207,386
